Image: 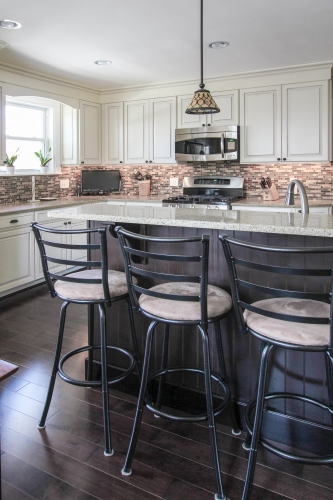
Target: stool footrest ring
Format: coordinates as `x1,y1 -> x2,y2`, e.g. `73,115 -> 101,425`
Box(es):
58,344 -> 136,387
146,367 -> 230,422
245,392 -> 333,465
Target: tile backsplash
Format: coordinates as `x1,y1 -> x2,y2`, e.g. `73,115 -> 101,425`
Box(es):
0,162 -> 332,204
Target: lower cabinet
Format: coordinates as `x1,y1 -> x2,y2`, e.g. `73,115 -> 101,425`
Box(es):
232,205 -> 332,214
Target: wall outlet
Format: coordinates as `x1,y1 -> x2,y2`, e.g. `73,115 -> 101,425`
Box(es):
60,179 -> 69,189
170,177 -> 179,187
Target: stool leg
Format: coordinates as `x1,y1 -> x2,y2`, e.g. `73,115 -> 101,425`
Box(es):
215,321 -> 241,435
242,342 -> 273,500
98,303 -> 114,456
325,349 -> 333,426
122,320 -> 158,476
199,325 -> 226,500
155,323 -> 170,411
126,297 -> 142,377
38,301 -> 69,429
87,303 -> 94,383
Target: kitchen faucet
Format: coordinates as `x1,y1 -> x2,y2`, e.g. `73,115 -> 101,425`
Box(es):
285,179 -> 309,214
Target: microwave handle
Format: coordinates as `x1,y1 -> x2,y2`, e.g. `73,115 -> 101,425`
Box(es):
221,133 -> 225,158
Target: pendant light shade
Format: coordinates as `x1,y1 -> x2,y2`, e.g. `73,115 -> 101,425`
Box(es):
186,0 -> 220,115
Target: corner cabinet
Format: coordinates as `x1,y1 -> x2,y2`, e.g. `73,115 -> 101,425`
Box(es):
79,100 -> 101,165
102,102 -> 124,165
176,90 -> 239,129
124,96 -> 176,164
240,80 -> 331,163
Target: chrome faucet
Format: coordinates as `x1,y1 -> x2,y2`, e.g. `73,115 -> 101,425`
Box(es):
285,179 -> 309,214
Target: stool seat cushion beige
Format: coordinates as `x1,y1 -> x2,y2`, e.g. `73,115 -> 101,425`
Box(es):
54,269 -> 132,301
139,282 -> 232,321
244,297 -> 330,346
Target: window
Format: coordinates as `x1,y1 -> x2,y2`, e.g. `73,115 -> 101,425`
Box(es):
6,101 -> 51,170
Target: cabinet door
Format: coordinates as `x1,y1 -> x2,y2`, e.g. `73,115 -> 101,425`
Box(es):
103,102 -> 124,165
61,103 -> 78,165
66,220 -> 87,268
282,81 -> 329,162
0,227 -> 35,293
176,94 -> 206,129
79,101 -> 101,165
240,86 -> 282,163
124,100 -> 149,164
149,97 -> 176,164
34,221 -> 67,280
209,90 -> 239,126
0,86 -> 4,165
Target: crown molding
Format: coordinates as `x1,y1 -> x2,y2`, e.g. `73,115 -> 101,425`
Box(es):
0,61 -> 101,95
99,60 -> 333,95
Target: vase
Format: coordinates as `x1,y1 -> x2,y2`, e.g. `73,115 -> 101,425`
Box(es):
40,165 -> 48,174
5,165 -> 15,175
138,180 -> 151,196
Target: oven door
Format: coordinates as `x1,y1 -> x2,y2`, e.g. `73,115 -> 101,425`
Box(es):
175,129 -> 223,162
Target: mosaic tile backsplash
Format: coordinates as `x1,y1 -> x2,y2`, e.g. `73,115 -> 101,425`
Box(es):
0,162 -> 332,204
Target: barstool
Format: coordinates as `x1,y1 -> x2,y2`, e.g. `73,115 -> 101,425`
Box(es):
220,235 -> 333,500
115,226 -> 241,500
32,222 -> 141,456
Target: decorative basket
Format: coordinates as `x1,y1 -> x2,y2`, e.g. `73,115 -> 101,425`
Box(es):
138,180 -> 151,196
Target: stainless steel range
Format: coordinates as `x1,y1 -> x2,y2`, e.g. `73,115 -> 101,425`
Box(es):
162,176 -> 244,210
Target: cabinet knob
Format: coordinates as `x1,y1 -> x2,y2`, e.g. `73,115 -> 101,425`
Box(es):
207,123 -> 211,126
202,124 -> 205,126
10,219 -> 18,224
81,161 -> 84,164
149,160 -> 152,163
277,158 -> 281,161
68,221 -> 71,224
283,158 -> 287,161
119,161 -> 122,164
64,222 -> 68,225
145,160 -> 148,163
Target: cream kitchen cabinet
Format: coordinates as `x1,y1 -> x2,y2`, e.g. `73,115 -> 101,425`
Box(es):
102,102 -> 124,165
176,90 -> 239,129
0,85 -> 4,165
124,96 -> 176,164
0,212 -> 35,295
232,204 -> 332,214
240,80 -> 330,163
61,103 -> 78,165
79,100 -> 102,165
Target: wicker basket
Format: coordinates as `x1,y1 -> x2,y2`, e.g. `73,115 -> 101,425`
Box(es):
138,180 -> 151,196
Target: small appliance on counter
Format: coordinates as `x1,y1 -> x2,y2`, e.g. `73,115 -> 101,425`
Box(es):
260,177 -> 280,201
175,126 -> 239,163
81,170 -> 121,195
162,175 -> 244,210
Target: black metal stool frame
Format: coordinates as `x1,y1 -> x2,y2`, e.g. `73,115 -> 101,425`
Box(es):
32,222 -> 141,457
220,235 -> 333,500
116,226 -> 241,500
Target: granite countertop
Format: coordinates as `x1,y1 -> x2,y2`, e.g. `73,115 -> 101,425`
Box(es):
231,198 -> 333,208
47,202 -> 333,238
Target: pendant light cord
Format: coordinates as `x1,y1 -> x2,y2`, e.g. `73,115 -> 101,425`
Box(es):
200,0 -> 204,89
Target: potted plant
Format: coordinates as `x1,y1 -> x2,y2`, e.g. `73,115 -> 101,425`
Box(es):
4,149 -> 19,175
34,147 -> 52,173
132,170 -> 152,196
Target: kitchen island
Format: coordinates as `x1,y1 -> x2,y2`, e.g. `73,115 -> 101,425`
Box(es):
47,201 -> 333,457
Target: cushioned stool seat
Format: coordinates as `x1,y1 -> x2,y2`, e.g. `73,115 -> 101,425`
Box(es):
54,269 -> 134,301
244,298 -> 330,346
139,282 -> 232,321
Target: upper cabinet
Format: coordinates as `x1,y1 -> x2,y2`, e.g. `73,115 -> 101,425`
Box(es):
0,86 -> 4,165
124,96 -> 176,164
61,103 -> 78,165
102,102 -> 124,165
240,80 -> 331,163
79,100 -> 101,165
177,90 -> 239,129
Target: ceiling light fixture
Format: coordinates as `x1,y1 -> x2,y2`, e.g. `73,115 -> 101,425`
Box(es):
94,60 -> 112,65
209,41 -> 229,49
0,20 -> 21,29
186,0 -> 220,115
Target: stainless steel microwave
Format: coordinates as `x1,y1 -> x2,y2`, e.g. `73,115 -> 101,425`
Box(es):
175,125 -> 239,163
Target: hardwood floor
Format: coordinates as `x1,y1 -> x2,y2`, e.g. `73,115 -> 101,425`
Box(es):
0,285 -> 332,500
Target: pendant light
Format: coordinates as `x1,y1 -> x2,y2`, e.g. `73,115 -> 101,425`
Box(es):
186,0 -> 220,115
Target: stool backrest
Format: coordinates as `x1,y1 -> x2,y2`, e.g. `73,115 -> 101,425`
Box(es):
115,226 -> 210,323
31,222 -> 111,304
220,235 -> 333,346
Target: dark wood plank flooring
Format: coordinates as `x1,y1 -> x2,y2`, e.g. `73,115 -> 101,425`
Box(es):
0,285 -> 332,500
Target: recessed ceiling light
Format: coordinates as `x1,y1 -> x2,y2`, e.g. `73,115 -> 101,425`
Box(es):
0,20 -> 21,29
209,41 -> 229,49
94,60 -> 112,65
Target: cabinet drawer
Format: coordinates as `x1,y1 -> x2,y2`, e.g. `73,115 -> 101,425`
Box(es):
0,212 -> 34,231
36,210 -> 64,224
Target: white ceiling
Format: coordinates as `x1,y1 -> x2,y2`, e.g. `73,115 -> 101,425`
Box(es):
0,0 -> 332,90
